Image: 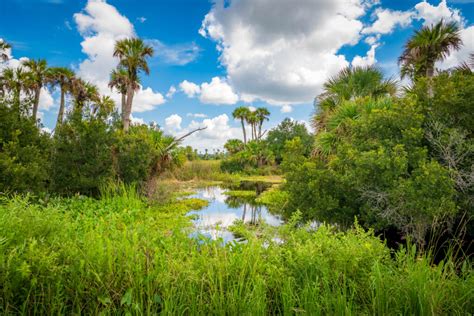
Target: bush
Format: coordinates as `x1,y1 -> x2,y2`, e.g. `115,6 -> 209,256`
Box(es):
0,99 -> 51,194
283,98 -> 458,244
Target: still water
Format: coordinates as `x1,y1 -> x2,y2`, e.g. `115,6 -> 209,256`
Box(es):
187,185 -> 282,243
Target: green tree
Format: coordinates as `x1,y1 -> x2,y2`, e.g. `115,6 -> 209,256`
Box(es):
267,118 -> 313,163
232,106 -> 251,144
224,139 -> 244,154
284,98 -> 457,246
113,38 -> 154,131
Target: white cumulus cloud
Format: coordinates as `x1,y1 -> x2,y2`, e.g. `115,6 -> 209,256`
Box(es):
198,0 -> 376,105
179,77 -> 239,105
362,8 -> 413,35
179,80 -> 201,97
165,114 -> 183,131
415,0 -> 463,27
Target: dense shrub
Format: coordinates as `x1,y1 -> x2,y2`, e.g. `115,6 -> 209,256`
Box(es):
284,98 -> 457,244
0,99 -> 51,194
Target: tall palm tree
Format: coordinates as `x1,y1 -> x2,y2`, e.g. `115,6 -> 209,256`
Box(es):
22,59 -> 50,121
255,107 -> 270,139
113,38 -> 154,131
49,67 -> 75,126
0,40 -> 11,62
108,67 -> 130,121
399,20 -> 462,80
232,106 -> 251,144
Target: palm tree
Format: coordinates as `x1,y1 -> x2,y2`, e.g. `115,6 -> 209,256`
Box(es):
0,40 -> 11,62
113,38 -> 154,131
49,67 -> 75,126
22,59 -> 50,121
399,20 -> 462,80
92,95 -> 115,119
314,66 -> 396,132
108,67 -> 130,121
255,107 -> 270,139
232,106 -> 251,144
1,67 -> 29,106
70,78 -> 99,116
246,111 -> 259,141
317,66 -> 397,110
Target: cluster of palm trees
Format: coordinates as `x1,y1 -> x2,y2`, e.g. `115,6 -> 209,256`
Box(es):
232,106 -> 270,144
0,37 -> 154,131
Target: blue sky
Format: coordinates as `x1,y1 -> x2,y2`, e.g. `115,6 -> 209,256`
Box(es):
1,0 -> 473,150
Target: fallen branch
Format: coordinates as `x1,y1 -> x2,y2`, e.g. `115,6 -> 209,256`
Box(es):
165,126 -> 207,151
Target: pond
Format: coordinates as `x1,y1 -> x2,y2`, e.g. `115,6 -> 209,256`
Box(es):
187,183 -> 282,243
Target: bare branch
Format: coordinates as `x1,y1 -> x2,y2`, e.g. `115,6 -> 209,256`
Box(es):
165,126 -> 207,151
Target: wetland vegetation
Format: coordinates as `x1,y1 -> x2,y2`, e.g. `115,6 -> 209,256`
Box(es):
0,18 -> 473,315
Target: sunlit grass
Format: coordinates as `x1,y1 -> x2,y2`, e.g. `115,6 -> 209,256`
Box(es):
0,190 -> 472,314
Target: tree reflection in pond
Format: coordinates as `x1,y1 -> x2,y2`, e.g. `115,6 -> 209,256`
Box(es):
188,185 -> 282,242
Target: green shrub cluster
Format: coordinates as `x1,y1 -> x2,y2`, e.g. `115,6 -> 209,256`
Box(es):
282,70 -> 474,246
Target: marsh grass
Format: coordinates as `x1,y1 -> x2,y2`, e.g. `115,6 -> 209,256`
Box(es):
0,190 -> 472,315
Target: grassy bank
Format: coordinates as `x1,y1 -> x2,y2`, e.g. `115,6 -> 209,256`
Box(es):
0,189 -> 472,314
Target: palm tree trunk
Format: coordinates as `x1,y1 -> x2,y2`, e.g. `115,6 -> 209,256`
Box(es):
32,87 -> 41,122
258,121 -> 263,139
121,92 -> 126,122
426,63 -> 435,98
240,118 -> 247,144
123,85 -> 134,131
56,88 -> 65,126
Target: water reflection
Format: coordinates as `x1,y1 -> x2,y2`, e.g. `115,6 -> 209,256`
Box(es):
188,185 -> 282,242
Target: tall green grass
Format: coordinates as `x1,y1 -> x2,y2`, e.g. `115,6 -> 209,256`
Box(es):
0,193 -> 472,315
163,160 -> 231,182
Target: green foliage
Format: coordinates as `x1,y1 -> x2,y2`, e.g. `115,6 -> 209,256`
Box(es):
51,113 -> 114,196
410,69 -> 474,133
224,138 -> 244,154
284,98 -> 458,243
266,118 -> 313,163
0,99 -> 50,194
221,141 -> 275,174
0,195 -> 471,314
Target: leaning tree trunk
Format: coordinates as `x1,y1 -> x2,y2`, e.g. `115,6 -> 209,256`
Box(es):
32,86 -> 41,122
56,88 -> 66,126
123,85 -> 134,132
241,118 -> 247,144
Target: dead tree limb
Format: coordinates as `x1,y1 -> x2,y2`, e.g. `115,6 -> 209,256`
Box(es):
165,126 -> 207,151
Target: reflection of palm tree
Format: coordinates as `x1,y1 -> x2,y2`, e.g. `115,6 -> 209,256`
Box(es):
242,204 -> 247,221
